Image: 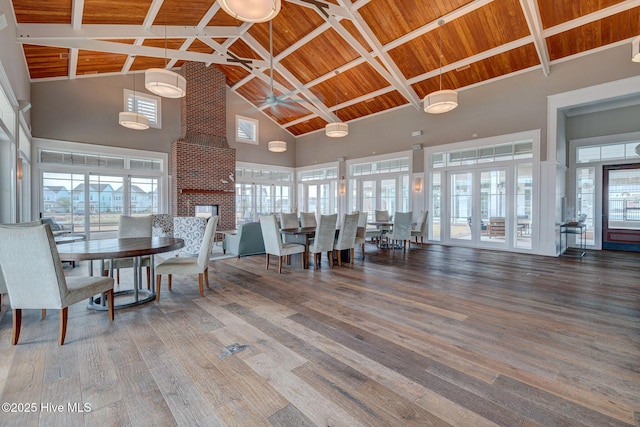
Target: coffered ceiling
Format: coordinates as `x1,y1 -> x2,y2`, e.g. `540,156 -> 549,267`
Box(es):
9,0 -> 640,136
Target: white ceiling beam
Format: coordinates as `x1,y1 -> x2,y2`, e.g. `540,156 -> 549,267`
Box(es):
544,0 -> 640,38
285,0 -> 351,19
16,38 -> 243,65
68,48 -> 78,79
406,37 -> 532,85
276,23 -> 331,59
519,0 -> 550,76
15,24 -> 242,39
330,2 -> 421,109
197,3 -> 222,30
283,113 -> 317,128
71,0 -> 85,30
142,0 -> 164,31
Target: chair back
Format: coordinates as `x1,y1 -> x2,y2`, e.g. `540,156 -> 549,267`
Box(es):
375,210 -> 390,222
197,216 -> 218,270
300,212 -> 317,228
335,213 -> 359,250
260,214 -> 284,256
310,214 -> 337,253
392,212 -> 413,240
357,212 -> 368,228
416,210 -> 429,233
118,215 -> 152,238
0,224 -> 66,309
173,216 -> 208,256
0,220 -> 46,295
280,212 -> 299,229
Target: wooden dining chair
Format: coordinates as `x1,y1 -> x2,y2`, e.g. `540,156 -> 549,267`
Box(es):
155,216 -> 218,301
0,224 -> 114,345
259,214 -> 306,273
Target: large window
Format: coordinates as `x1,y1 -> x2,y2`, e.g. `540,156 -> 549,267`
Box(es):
348,156 -> 410,222
297,165 -> 338,215
36,140 -> 167,239
426,132 -> 537,252
235,163 -> 294,225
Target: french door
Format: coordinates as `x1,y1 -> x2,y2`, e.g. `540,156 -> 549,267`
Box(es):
602,164 -> 640,251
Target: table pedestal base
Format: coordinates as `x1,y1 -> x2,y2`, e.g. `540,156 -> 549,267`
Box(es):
89,289 -> 155,311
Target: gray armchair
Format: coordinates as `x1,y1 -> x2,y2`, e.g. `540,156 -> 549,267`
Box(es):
222,222 -> 265,258
0,224 -> 114,345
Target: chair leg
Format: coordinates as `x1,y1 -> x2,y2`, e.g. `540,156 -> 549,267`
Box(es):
204,268 -> 210,289
42,309 -> 46,319
11,309 -> 22,345
58,307 -> 68,345
350,248 -> 355,264
106,289 -> 114,321
198,273 -> 205,297
146,266 -> 151,289
278,256 -> 283,274
266,254 -> 270,270
117,268 -> 120,284
168,274 -> 172,290
361,243 -> 365,259
337,250 -> 342,266
155,275 -> 162,302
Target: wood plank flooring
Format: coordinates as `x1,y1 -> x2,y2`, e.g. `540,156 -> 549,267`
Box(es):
0,244 -> 638,426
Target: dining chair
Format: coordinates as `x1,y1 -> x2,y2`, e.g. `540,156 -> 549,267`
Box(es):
280,212 -> 299,229
300,212 -> 317,228
374,209 -> 392,243
259,214 -> 306,273
308,213 -> 337,268
155,216 -> 218,302
385,211 -> 413,251
0,223 -> 114,345
104,215 -> 153,288
334,213 -> 359,266
0,220 -> 45,309
354,211 -> 369,260
411,210 -> 429,246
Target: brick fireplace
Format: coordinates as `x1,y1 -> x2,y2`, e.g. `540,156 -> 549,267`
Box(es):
171,62 -> 236,231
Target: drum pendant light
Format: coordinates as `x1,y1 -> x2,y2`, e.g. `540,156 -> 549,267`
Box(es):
424,20 -> 458,114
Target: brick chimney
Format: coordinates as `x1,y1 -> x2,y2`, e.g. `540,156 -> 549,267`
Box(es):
172,62 -> 236,230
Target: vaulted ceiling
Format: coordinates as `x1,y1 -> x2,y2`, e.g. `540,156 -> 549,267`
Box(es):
10,0 -> 640,136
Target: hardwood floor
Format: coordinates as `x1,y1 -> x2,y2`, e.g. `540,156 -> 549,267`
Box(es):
0,244 -> 638,426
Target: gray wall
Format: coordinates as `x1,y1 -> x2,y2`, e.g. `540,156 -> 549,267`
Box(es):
295,44 -> 640,167
566,104 -> 640,141
31,73 -> 182,153
226,89 -> 296,167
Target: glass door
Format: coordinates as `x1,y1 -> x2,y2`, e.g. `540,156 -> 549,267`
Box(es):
450,172 -> 472,240
88,175 -> 123,238
603,164 -> 640,251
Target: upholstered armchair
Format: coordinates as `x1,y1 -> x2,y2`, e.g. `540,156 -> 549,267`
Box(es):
259,214 -> 306,273
155,216 -> 218,301
308,214 -> 337,268
0,224 -> 114,345
222,222 -> 265,258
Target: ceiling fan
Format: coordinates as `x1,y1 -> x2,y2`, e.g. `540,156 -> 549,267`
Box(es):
255,20 -> 311,111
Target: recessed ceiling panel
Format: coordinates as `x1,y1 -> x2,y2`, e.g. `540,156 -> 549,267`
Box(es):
83,0 -> 152,25
286,117 -> 328,136
77,50 -> 129,75
537,0 -> 627,28
13,0 -> 71,23
23,45 -> 69,79
309,62 -> 391,108
336,90 -> 408,122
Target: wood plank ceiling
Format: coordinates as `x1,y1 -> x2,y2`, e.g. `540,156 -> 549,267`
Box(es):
10,0 -> 640,137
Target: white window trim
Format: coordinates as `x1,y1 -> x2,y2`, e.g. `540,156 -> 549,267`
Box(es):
124,89 -> 161,129
236,115 -> 259,145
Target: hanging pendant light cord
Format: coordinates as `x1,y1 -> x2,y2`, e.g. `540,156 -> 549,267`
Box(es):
438,20 -> 443,91
269,20 -> 274,96
163,2 -> 168,68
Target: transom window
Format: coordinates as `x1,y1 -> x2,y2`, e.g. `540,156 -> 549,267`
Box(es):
432,141 -> 533,168
577,141 -> 640,163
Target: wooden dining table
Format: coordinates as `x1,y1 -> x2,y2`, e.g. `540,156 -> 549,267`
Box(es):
57,237 -> 184,309
280,226 -> 364,268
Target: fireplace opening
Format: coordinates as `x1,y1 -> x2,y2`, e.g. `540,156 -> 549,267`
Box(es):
195,204 -> 219,219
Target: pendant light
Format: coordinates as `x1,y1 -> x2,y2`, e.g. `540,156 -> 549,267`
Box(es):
325,70 -> 348,138
219,0 -> 281,23
268,140 -> 287,152
145,2 -> 186,98
424,20 -> 458,114
119,70 -> 150,130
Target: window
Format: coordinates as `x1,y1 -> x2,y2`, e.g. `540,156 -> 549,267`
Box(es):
236,116 -> 258,144
124,89 -> 161,129
234,164 -> 294,225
